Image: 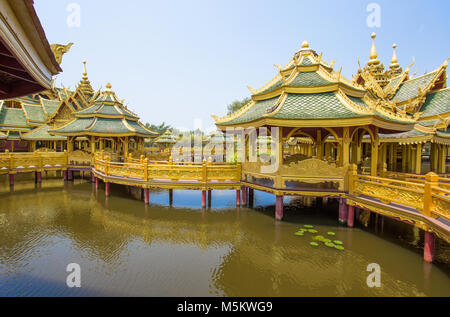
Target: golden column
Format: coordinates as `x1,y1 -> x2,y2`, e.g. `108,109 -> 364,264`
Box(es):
341,127 -> 351,166
415,143 -> 422,174
370,129 -> 379,176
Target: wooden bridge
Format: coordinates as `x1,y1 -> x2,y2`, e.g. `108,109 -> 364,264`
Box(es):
0,151 -> 449,262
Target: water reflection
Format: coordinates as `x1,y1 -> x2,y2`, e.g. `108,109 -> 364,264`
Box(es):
0,175 -> 448,296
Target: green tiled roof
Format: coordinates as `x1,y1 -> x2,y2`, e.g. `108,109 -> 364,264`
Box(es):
299,56 -> 314,66
288,71 -> 333,87
384,75 -> 403,93
419,88 -> 450,118
155,130 -> 177,143
270,93 -> 364,119
77,88 -> 139,119
0,106 -> 28,127
23,125 -> 67,140
50,118 -> 94,134
0,126 -> 31,132
417,119 -> 439,127
16,96 -> 40,105
22,104 -> 46,123
392,71 -> 438,103
88,118 -> 130,134
41,98 -> 60,116
378,129 -> 429,139
77,103 -> 138,119
127,120 -> 158,135
348,96 -> 371,109
257,79 -> 283,95
7,132 -> 22,140
223,97 -> 279,124
436,128 -> 450,138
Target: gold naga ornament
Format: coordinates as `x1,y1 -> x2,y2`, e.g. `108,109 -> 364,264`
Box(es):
50,43 -> 74,64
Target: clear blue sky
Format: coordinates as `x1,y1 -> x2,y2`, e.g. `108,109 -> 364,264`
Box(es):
35,0 -> 450,132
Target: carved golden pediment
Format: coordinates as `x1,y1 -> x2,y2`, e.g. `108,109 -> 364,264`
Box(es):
243,158 -> 348,178
68,150 -> 92,165
279,158 -> 348,178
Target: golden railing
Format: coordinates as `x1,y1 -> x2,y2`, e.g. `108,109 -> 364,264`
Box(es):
94,153 -> 241,183
348,165 -> 449,221
0,150 -> 68,174
385,171 -> 450,191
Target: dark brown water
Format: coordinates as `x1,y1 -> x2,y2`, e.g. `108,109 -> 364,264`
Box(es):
0,173 -> 449,296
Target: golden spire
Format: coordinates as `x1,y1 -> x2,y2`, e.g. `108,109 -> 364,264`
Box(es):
83,60 -> 88,77
301,40 -> 309,48
77,60 -> 94,99
391,44 -> 398,64
368,32 -> 379,65
389,44 -> 402,77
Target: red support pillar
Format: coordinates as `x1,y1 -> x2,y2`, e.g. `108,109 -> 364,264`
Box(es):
236,189 -> 241,207
9,174 -> 14,186
105,182 -> 110,197
202,190 -> 207,208
424,231 -> 435,263
68,170 -> 73,181
91,172 -> 95,183
347,205 -> 355,228
95,177 -> 99,190
169,189 -> 173,206
63,170 -> 68,181
207,190 -> 211,208
275,195 -> 284,221
248,188 -> 254,207
241,186 -> 248,206
338,198 -> 348,225
144,188 -> 149,204
37,172 -> 42,183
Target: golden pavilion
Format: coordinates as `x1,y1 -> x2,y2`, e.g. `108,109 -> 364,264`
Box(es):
214,35 -> 449,178
0,60 -> 158,157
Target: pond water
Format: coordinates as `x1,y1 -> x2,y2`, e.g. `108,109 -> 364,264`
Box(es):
0,174 -> 448,296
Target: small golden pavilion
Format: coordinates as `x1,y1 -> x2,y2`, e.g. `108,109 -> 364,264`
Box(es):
0,59 -> 158,157
49,83 -> 157,158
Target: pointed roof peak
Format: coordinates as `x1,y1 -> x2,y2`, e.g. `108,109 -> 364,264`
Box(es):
391,44 -> 398,64
389,43 -> 402,76
368,32 -> 379,65
82,60 -> 87,76
77,60 -> 95,98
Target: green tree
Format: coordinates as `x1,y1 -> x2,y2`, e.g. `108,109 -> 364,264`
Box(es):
227,97 -> 251,115
145,122 -> 172,134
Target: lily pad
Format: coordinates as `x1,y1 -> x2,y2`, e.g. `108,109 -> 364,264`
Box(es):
304,225 -> 314,229
308,229 -> 318,233
327,232 -> 335,236
333,240 -> 343,245
325,242 -> 336,248
294,232 -> 304,236
335,245 -> 345,251
323,238 -> 331,243
313,235 -> 325,241
310,242 -> 319,246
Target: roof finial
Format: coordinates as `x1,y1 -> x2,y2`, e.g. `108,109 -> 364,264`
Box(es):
106,82 -> 112,90
301,40 -> 309,48
389,44 -> 402,76
391,44 -> 398,64
368,32 -> 379,65
83,60 -> 87,76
